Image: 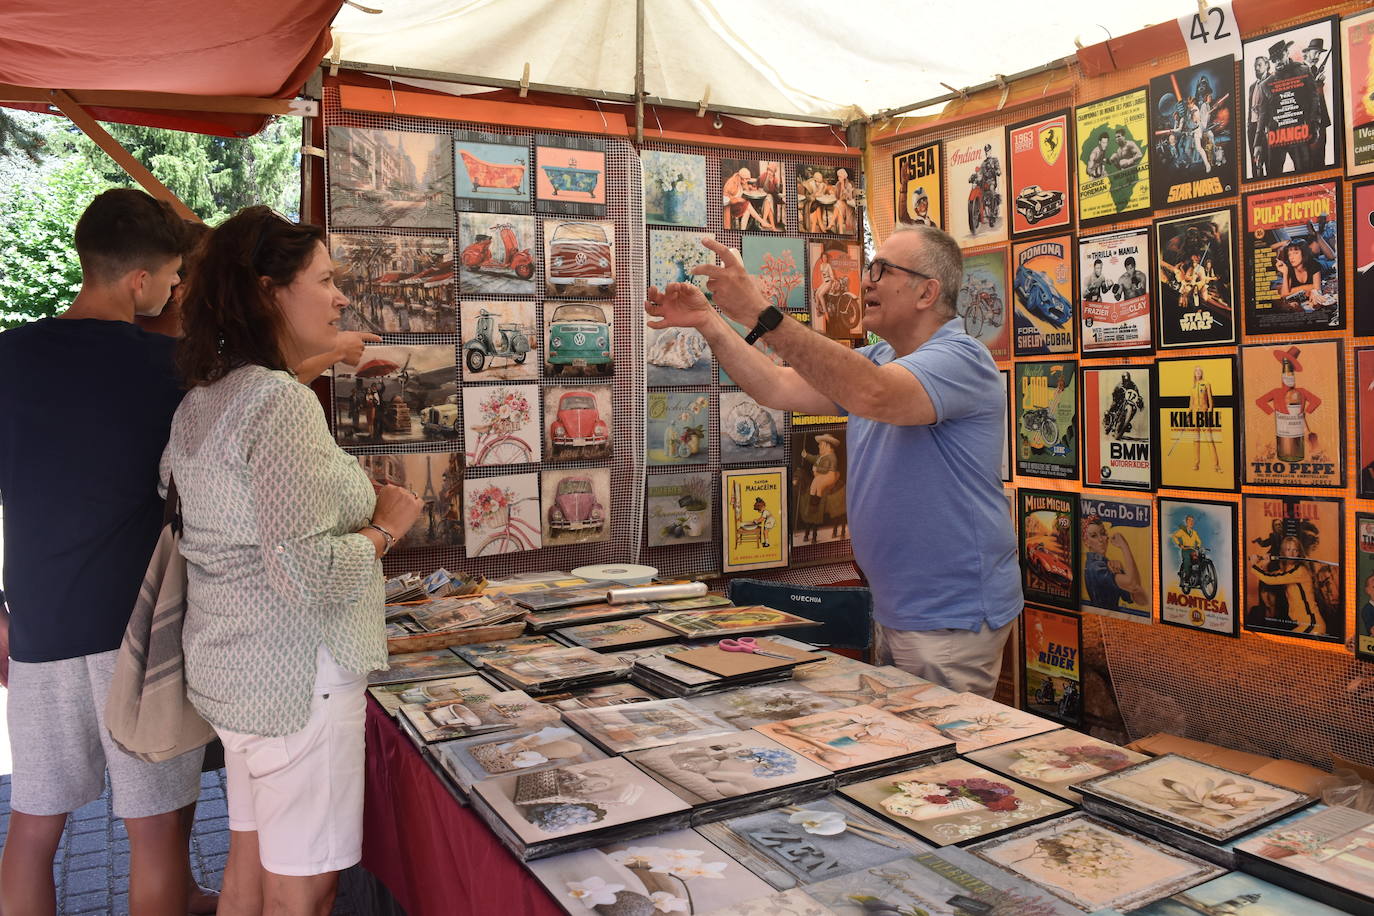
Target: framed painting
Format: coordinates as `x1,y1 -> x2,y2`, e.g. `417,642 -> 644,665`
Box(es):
332,343 -> 456,446
327,126 -> 453,229
1242,494 -> 1344,643
1081,364 -> 1153,491
1240,339 -> 1344,488
1242,17 -> 1342,181
1153,206 -> 1238,348
1006,110 -> 1073,236
1077,226 -> 1152,355
330,233 -> 455,335
1021,604 -> 1083,727
958,247 -> 1011,360
1074,87 -> 1151,227
534,133 -> 607,216
1013,359 -> 1078,481
721,158 -> 785,231
1018,489 -> 1080,611
1242,181 -> 1342,334
892,141 -> 943,229
721,466 -> 789,573
1154,354 -> 1239,492
945,127 -> 1008,246
1148,55 -> 1238,210
1157,497 -> 1238,637
642,149 -> 707,226
1011,234 -> 1075,355
1079,494 -> 1153,621
453,128 -> 531,214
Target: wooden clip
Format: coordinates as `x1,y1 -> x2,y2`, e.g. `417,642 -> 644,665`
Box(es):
938,81 -> 968,101
301,145 -> 325,159
697,86 -> 711,117
1073,36 -> 1085,49
328,30 -> 341,77
519,63 -> 530,98
1196,0 -> 1208,17
995,75 -> 1010,111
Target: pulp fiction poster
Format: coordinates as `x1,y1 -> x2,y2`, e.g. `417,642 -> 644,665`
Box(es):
945,127 -> 1008,246
892,141 -> 943,229
1242,181 -> 1342,334
1015,359 -> 1079,481
1019,488 -> 1080,611
1079,495 -> 1153,621
1153,207 -> 1237,349
1154,355 -> 1239,492
1341,10 -> 1374,177
1240,340 -> 1344,489
1081,365 -> 1153,491
1007,110 -> 1073,237
1242,18 -> 1341,181
1078,227 -> 1152,355
1075,89 -> 1151,226
1157,497 -> 1238,637
1011,235 -> 1075,356
1148,56 -> 1238,210
1022,605 -> 1083,727
1358,347 -> 1374,497
1243,495 -> 1344,643
721,467 -> 789,573
1352,180 -> 1374,336
959,248 -> 1011,360
1357,513 -> 1374,661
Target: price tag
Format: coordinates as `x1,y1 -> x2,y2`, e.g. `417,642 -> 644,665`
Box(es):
1178,2 -> 1242,65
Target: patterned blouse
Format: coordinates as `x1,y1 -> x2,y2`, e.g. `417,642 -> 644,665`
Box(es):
162,365 -> 385,736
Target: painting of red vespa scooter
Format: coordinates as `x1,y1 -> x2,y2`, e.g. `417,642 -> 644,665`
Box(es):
458,213 -> 537,295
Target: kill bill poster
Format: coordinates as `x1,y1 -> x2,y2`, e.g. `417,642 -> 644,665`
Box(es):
1242,181 -> 1342,334
1082,365 -> 1153,491
945,127 -> 1008,246
1015,359 -> 1079,481
1158,497 -> 1239,637
1078,227 -> 1152,355
1079,495 -> 1153,622
893,141 -> 943,229
720,466 -> 789,573
1243,495 -> 1344,643
1075,89 -> 1151,226
1240,340 -> 1344,489
1359,348 -> 1374,497
959,248 -> 1011,360
1022,605 -> 1082,727
1154,355 -> 1239,493
1011,235 -> 1075,356
1242,18 -> 1342,181
1019,488 -> 1080,611
1357,513 -> 1374,662
1153,207 -> 1237,349
1352,181 -> 1374,337
1007,110 -> 1073,237
1148,56 -> 1238,210
1341,10 -> 1374,177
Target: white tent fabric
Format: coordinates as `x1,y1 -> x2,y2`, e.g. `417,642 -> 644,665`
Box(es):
331,0 -> 1191,122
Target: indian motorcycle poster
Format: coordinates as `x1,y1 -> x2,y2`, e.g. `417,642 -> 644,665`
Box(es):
1158,497 -> 1238,637
1154,355 -> 1238,493
1078,227 -> 1152,355
1012,235 -> 1075,356
958,248 -> 1011,360
1019,488 -> 1080,611
1007,110 -> 1073,237
945,127 -> 1008,246
721,467 -> 789,573
1243,494 -> 1344,644
1022,604 -> 1083,727
1342,10 -> 1374,177
1242,17 -> 1342,181
892,141 -> 943,229
1015,359 -> 1079,481
1242,181 -> 1342,334
1075,89 -> 1151,226
1081,365 -> 1153,491
1357,512 -> 1374,661
1148,55 -> 1238,210
1079,495 -> 1153,622
1153,207 -> 1237,348
1240,340 -> 1344,489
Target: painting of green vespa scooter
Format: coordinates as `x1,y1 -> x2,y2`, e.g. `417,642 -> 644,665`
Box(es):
459,301 -> 539,381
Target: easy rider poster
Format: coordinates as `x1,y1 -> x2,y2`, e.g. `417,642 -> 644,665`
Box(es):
1019,488 -> 1080,611
1242,494 -> 1344,644
1022,604 -> 1083,727
1154,354 -> 1239,492
959,248 -> 1011,360
1077,227 -> 1152,355
1239,340 -> 1344,489
1007,110 -> 1073,237
945,127 -> 1008,247
1081,365 -> 1153,491
1075,88 -> 1152,226
1079,495 -> 1153,622
1157,497 -> 1238,637
1011,235 -> 1075,356
1015,359 -> 1079,481
1147,56 -> 1238,211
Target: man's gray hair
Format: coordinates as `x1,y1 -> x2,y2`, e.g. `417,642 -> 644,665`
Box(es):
891,224 -> 963,318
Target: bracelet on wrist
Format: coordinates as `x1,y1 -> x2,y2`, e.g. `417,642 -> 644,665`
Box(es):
364,522 -> 396,555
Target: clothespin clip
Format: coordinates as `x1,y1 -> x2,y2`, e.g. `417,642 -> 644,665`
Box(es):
301,145 -> 326,159
1196,0 -> 1208,17
1073,36 -> 1085,50
328,30 -> 342,77
519,63 -> 530,98
995,74 -> 1010,111
939,82 -> 968,102
697,86 -> 711,118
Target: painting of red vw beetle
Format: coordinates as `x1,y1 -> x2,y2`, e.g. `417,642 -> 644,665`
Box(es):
542,469 -> 610,545
544,387 -> 612,461
543,218 -> 616,299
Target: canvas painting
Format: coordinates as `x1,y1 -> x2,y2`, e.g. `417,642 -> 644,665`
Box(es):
1078,495 -> 1153,621
462,384 -> 540,467
543,683 -> 658,712
332,343 -> 456,446
1081,365 -> 1153,491
1148,55 -> 1238,211
721,158 -> 785,231
542,385 -> 612,462
1078,227 -> 1152,354
646,607 -> 815,639
691,684 -> 846,731
525,602 -> 653,631
646,320 -> 713,386
743,236 -> 808,311
790,429 -> 848,548
892,142 -> 943,229
453,128 -> 531,214
1006,110 -> 1073,236
368,649 -> 476,686
483,646 -> 626,693
626,731 -> 833,806
720,392 -> 785,464
1133,871 -> 1352,916
1014,362 -> 1078,481
398,686 -> 560,743
1234,805 -> 1374,901
555,618 -> 677,651
1360,513 -> 1374,663
1021,604 -> 1083,727
807,241 -> 864,346
540,467 -> 611,547
456,212 -> 537,296
561,698 -> 736,755
1342,10 -> 1374,177
1242,494 -> 1344,642
958,248 -> 1010,361
644,471 -> 713,548
1157,497 -> 1238,636
878,692 -> 1060,754
534,134 -> 607,216
801,668 -> 953,709
965,728 -> 1147,804
643,150 -> 707,227
327,126 -> 453,229
463,471 -> 542,557
545,301 -> 614,378
1242,17 -> 1341,181
1242,181 -> 1341,334
1018,488 -> 1080,611
432,724 -> 606,792
646,392 -> 712,467
796,163 -> 860,236
1154,354 -> 1238,492
649,229 -> 714,297
452,635 -> 564,669
1075,88 -> 1151,226
753,705 -> 952,774
1154,206 -> 1238,348
366,673 -> 492,716
543,218 -> 616,299
945,127 -> 1007,246
721,467 -> 789,573
1011,235 -> 1075,356
357,452 -> 463,550
1240,340 -> 1344,488
706,889 -> 836,916
330,234 -> 455,335
457,300 -> 538,382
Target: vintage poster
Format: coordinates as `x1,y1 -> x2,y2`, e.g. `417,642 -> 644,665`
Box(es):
790,428 -> 848,548
1243,494 -> 1344,643
1077,227 -> 1152,354
542,218 -> 616,300
544,301 -> 613,378
1342,10 -> 1374,177
462,384 -> 540,467
1242,181 -> 1342,333
1018,488 -> 1080,611
1153,207 -> 1237,349
330,234 -> 455,335
1356,181 -> 1374,337
540,467 -> 611,547
1014,359 -> 1078,481
459,301 -> 538,382
453,128 -> 531,215
542,385 -> 612,462
1006,110 -> 1073,236
808,240 -> 864,345
645,392 -> 711,467
533,133 -> 607,217
1079,495 -> 1153,621
721,467 -> 789,573
719,391 -> 785,464
1154,355 -> 1238,492
721,158 -> 785,231
644,471 -> 713,548
1240,340 -> 1344,488
958,248 -> 1010,360
945,127 -> 1008,246
1359,348 -> 1374,497
1022,605 -> 1083,727
1082,365 -> 1153,491
1148,56 -> 1238,210
1357,513 -> 1374,661
1011,235 -> 1075,356
332,343 -> 456,446
999,369 -> 1012,482
457,212 -> 537,296
892,141 -> 943,229
642,149 -> 706,227
327,126 -> 454,229
463,471 -> 542,557
1157,497 -> 1238,637
796,163 -> 860,235
1075,89 -> 1151,225
357,452 -> 463,550
1242,18 -> 1342,181
742,236 -> 807,311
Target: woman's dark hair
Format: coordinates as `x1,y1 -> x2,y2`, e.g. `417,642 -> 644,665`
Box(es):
178,206 -> 325,386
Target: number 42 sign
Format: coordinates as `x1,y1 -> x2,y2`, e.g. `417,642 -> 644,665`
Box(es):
1177,1 -> 1241,65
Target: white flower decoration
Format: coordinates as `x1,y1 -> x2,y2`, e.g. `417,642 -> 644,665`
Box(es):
565,877 -> 622,909
511,751 -> 548,768
650,892 -> 689,913
607,846 -> 672,870
663,859 -> 728,880
787,809 -> 847,836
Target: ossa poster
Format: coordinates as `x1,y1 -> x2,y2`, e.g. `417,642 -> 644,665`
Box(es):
1243,495 -> 1344,644
1078,227 -> 1152,355
1158,497 -> 1238,637
892,142 -> 943,229
1242,18 -> 1341,181
1079,496 -> 1152,621
1154,355 -> 1238,492
1007,110 -> 1073,236
1022,605 -> 1082,727
1082,365 -> 1153,491
1240,340 -> 1344,489
1153,207 -> 1237,348
1019,488 -> 1080,611
1011,235 -> 1075,356
1357,513 -> 1374,662
1242,181 -> 1342,334
721,466 -> 789,573
1148,56 -> 1238,210
1341,10 -> 1374,177
1075,89 -> 1151,225
1358,347 -> 1374,497
945,127 -> 1008,246
958,248 -> 1011,360
1355,181 -> 1374,337
1015,359 -> 1078,481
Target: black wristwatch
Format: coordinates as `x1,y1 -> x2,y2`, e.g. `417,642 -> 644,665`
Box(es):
744,305 -> 785,344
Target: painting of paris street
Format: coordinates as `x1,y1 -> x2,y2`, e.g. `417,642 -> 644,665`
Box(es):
328,126 -> 454,229
330,234 -> 456,335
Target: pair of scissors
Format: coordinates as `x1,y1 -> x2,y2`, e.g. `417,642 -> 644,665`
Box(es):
718,636 -> 791,659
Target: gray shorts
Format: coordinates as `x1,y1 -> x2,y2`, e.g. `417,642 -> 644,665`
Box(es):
8,649 -> 204,819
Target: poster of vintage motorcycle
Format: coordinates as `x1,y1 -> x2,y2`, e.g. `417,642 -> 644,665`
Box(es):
1152,207 -> 1237,349
892,141 -> 943,229
1239,340 -> 1344,489
1355,181 -> 1374,337
1018,488 -> 1080,611
1341,10 -> 1374,177
1022,604 -> 1083,727
1011,235 -> 1075,356
1074,88 -> 1151,226
1148,56 -> 1238,211
1077,227 -> 1152,355
1006,110 -> 1073,237
1242,18 -> 1342,181
331,233 -> 456,335
1081,365 -> 1153,491
958,248 -> 1010,360
458,212 -> 537,297
1154,354 -> 1238,493
534,133 -> 608,217
1357,513 -> 1374,661
944,127 -> 1008,247
1242,181 -> 1342,334
1358,348 -> 1374,498
459,301 -> 539,381
1158,497 -> 1238,637
807,240 -> 865,346
453,128 -> 532,215
1242,495 -> 1343,644
1079,495 -> 1153,622
1014,359 -> 1079,481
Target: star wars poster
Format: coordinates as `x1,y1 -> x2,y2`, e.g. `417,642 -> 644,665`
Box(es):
1358,348 -> 1374,497
1240,340 -> 1344,489
721,467 -> 789,573
1007,110 -> 1073,237
1022,605 -> 1082,727
1157,497 -> 1238,637
1077,227 -> 1152,355
1357,513 -> 1374,661
1011,235 -> 1075,356
1018,488 -> 1080,611
959,248 -> 1011,360
1082,365 -> 1153,491
1148,56 -> 1238,210
1153,207 -> 1237,349
1015,359 -> 1078,481
1074,89 -> 1151,226
1079,496 -> 1153,622
1242,495 -> 1344,643
945,127 -> 1008,246
790,429 -> 848,548
1154,355 -> 1238,493
1242,181 -> 1342,334
892,141 -> 943,229
1341,10 -> 1374,177
1242,18 -> 1342,181
1351,180 -> 1374,337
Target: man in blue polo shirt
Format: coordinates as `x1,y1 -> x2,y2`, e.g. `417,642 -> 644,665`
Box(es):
646,225 -> 1020,697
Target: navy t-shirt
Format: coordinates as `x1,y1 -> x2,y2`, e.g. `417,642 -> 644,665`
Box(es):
0,318 -> 184,663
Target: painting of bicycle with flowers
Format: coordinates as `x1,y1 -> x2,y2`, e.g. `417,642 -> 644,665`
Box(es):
462,384 -> 540,467
462,471 -> 542,557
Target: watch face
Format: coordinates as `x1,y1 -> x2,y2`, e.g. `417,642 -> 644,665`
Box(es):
762,306 -> 785,329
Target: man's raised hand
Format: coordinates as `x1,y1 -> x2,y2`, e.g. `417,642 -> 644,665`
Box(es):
691,238 -> 768,323
645,281 -> 714,330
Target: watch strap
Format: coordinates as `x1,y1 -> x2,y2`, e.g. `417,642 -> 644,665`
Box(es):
744,306 -> 785,345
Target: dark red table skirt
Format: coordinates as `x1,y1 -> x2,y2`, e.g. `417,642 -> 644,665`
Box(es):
361,698 -> 563,916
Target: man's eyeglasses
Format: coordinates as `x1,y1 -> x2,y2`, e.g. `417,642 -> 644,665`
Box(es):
867,258 -> 932,284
